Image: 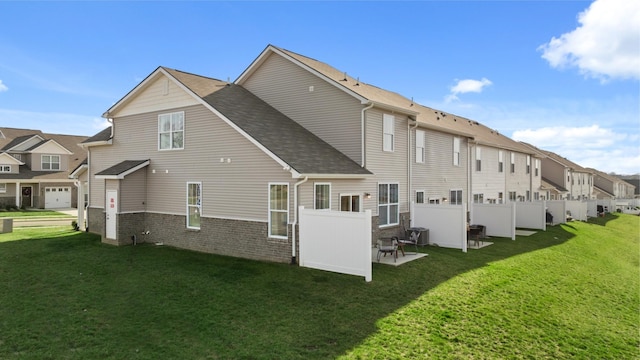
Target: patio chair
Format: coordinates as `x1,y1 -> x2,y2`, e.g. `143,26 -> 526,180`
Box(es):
376,238 -> 398,262
397,231 -> 420,254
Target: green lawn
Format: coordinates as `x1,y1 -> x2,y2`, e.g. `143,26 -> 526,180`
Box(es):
0,209 -> 72,218
0,214 -> 638,359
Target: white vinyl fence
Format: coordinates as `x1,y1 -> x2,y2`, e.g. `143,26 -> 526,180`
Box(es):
586,200 -> 598,218
412,203 -> 467,252
546,200 -> 567,225
597,199 -> 616,213
565,200 -> 588,221
298,207 -> 372,282
515,201 -> 547,230
470,202 -> 516,240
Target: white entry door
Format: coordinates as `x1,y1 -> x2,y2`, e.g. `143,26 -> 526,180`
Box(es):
106,190 -> 117,240
44,187 -> 71,209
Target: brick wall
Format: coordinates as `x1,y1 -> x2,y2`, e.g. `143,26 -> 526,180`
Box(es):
87,207 -> 104,237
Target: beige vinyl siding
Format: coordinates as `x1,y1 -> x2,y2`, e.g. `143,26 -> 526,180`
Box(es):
115,75 -> 200,118
471,145 -> 506,203
365,109 -> 409,214
296,178 -> 370,212
541,158 -> 566,189
90,104 -> 292,222
412,128 -> 468,202
242,53 -> 364,164
30,153 -> 69,171
506,152 -> 531,200
120,169 -> 146,212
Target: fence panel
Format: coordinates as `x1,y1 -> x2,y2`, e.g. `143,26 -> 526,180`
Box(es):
412,203 -> 467,252
566,200 -> 588,221
299,207 -> 372,282
515,201 -> 547,230
471,203 -> 516,240
546,200 -> 567,225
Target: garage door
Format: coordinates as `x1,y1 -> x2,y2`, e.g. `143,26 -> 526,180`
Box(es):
45,187 -> 71,209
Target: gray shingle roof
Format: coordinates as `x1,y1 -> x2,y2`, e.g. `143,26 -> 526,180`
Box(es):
82,127 -> 112,144
96,160 -> 149,176
201,84 -> 371,176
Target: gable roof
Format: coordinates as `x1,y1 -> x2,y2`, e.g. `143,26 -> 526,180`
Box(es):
103,66 -> 371,178
26,138 -> 74,154
82,127 -> 113,146
1,134 -> 45,151
202,84 -> 371,176
0,152 -> 24,165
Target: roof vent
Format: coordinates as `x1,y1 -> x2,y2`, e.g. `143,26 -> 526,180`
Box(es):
341,72 -> 348,81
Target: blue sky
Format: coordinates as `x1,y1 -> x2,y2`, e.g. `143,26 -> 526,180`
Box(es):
1,0 -> 638,174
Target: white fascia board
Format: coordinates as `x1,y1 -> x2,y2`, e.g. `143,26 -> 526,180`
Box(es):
0,152 -> 25,165
235,46 -> 369,105
30,139 -> 73,154
69,164 -> 88,179
80,139 -> 112,148
295,173 -> 372,180
416,122 -> 475,139
102,67 -> 163,118
6,135 -> 45,152
371,101 -> 420,116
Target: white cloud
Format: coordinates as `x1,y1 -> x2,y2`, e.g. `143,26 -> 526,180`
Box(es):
0,80 -> 7,92
538,0 -> 640,81
0,108 -> 107,136
512,125 -> 640,174
445,78 -> 492,102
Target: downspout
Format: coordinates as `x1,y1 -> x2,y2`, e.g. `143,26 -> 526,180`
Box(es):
408,118 -> 418,227
291,176 -> 309,265
361,103 -> 374,167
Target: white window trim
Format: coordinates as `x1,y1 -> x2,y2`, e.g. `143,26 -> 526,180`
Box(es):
0,165 -> 10,173
449,189 -> 463,205
415,190 -> 425,204
158,111 -> 185,151
186,182 -> 202,230
339,193 -> 362,212
475,146 -> 482,172
415,129 -> 425,163
41,155 -> 60,170
428,197 -> 441,204
498,150 -> 504,173
383,114 -> 395,152
0,183 -> 6,193
314,182 -> 331,210
473,193 -> 484,204
510,152 -> 516,173
378,182 -> 400,227
453,137 -> 460,166
268,182 -> 289,239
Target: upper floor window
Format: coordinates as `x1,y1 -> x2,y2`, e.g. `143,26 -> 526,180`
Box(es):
42,155 -> 60,170
383,114 -> 394,152
475,147 -> 482,172
416,190 -> 425,204
378,183 -> 399,226
0,183 -> 6,193
498,150 -> 504,173
159,111 -> 184,150
526,155 -> 531,174
12,154 -> 21,161
510,153 -> 515,173
473,193 -> 484,204
453,137 -> 460,166
314,183 -> 331,210
0,165 -> 10,173
535,159 -> 540,176
186,182 -> 201,229
415,130 -> 425,163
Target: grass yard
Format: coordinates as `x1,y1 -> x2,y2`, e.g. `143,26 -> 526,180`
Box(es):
0,209 -> 71,218
0,214 -> 638,359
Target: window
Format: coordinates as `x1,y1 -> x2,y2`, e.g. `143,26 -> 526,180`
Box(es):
498,192 -> 503,204
0,165 -> 10,172
509,191 -> 516,201
416,190 -> 425,204
473,193 -> 484,203
0,183 -> 5,193
269,183 -> 288,238
378,183 -> 399,226
498,150 -> 504,173
526,156 -> 531,174
158,111 -> 184,150
314,183 -> 331,210
450,189 -> 462,205
12,154 -> 21,161
415,130 -> 425,163
186,182 -> 201,229
383,114 -> 394,152
526,190 -> 531,201
340,194 -> 361,212
534,192 -> 540,201
510,153 -> 515,173
535,159 -> 540,176
42,155 -> 60,170
475,147 -> 482,172
429,198 -> 441,204
453,137 -> 460,166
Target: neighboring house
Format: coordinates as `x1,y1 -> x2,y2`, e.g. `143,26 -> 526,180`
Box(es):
0,127 -> 88,209
589,168 -> 636,199
521,143 -> 594,200
619,175 -> 640,198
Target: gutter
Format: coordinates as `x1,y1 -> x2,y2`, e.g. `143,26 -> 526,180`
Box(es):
291,176 -> 309,265
361,103 -> 374,167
